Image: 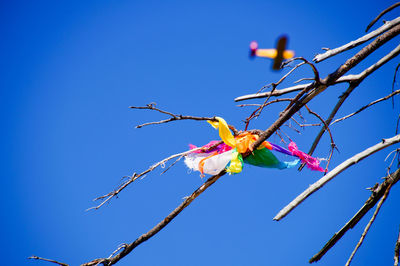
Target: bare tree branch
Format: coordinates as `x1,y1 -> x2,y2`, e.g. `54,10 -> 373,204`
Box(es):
366,2 -> 400,32
28,256 -> 69,266
300,37 -> 400,171
331,89 -> 400,125
313,16 -> 400,63
274,134 -> 400,221
81,171 -> 226,266
131,103 -> 218,128
393,63 -> 400,108
304,105 -> 337,171
234,83 -> 309,102
337,43 -> 400,84
87,142 -> 222,210
395,226 -> 400,266
282,57 -> 320,83
345,183 -> 392,266
309,169 -> 399,263
247,25 -> 400,157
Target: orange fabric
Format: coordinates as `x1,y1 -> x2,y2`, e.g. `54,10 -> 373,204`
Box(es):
262,141 -> 273,150
234,132 -> 273,153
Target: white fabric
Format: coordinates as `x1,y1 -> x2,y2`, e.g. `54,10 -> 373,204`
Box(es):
184,150 -> 234,175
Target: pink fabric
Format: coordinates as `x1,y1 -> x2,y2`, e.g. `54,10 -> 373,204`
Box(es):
189,141 -> 232,154
288,142 -> 326,172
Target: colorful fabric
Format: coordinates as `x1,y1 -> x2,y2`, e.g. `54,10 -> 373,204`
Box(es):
207,117 -> 236,148
184,117 -> 325,176
288,142 -> 326,172
243,148 -> 299,169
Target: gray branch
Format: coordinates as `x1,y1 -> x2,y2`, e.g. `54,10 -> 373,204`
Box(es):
313,17 -> 400,63
274,134 -> 400,221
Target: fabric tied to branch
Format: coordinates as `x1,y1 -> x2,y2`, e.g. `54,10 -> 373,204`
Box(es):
184,117 -> 325,176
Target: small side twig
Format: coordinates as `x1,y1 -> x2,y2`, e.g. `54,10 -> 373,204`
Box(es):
304,105 -> 337,171
28,256 -> 69,266
282,57 -> 320,84
234,83 -> 309,102
131,103 -> 218,128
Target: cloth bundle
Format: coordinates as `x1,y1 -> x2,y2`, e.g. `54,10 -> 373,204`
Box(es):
184,117 -> 325,176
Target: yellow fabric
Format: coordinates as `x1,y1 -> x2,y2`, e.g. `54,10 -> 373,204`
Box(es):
207,117 -> 236,148
226,150 -> 243,174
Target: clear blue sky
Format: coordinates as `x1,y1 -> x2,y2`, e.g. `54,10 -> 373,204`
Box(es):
1,0 -> 399,265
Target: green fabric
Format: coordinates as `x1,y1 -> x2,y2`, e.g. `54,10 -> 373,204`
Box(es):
244,148 -> 299,169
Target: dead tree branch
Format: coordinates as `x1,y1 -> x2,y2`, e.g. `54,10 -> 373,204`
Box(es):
87,142 -> 222,210
331,89 -> 400,125
345,183 -> 392,266
366,2 -> 400,32
274,134 -> 400,221
314,16 -> 400,63
130,103 -> 217,128
234,83 -> 309,102
81,171 -> 226,266
28,256 -> 69,266
300,36 -> 400,170
309,169 -> 400,263
395,226 -> 400,266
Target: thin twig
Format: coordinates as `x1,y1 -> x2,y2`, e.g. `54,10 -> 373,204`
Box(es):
345,183 -> 392,266
87,143 -> 222,210
366,2 -> 400,32
28,256 -> 69,266
282,57 -> 320,83
331,89 -> 400,125
309,169 -> 400,263
294,77 -> 315,84
81,171 -> 226,266
304,105 -> 337,172
131,104 -> 218,128
274,134 -> 400,221
160,155 -> 183,175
